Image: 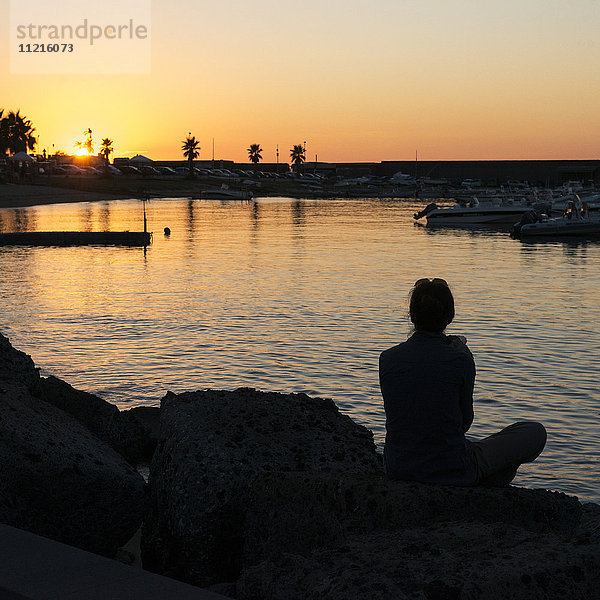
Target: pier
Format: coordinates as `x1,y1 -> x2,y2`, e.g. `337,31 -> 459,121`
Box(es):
0,231 -> 152,246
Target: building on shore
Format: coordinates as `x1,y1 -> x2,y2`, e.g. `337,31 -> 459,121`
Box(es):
379,160 -> 600,187
281,159 -> 600,186
109,157 -> 600,186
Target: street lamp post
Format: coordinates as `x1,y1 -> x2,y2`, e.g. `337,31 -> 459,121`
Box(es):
303,140 -> 306,173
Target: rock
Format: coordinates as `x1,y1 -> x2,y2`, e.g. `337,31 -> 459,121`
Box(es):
0,332 -> 40,392
237,524 -> 599,600
0,334 -> 154,466
121,405 -> 161,461
240,472 -> 582,568
0,382 -> 147,557
36,375 -> 149,465
236,473 -> 599,600
142,388 -> 381,586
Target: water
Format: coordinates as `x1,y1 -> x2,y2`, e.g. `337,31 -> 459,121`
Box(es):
1,197 -> 598,502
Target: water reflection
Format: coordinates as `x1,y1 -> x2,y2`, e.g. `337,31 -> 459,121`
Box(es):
0,208 -> 37,233
291,200 -> 305,228
519,237 -> 600,264
518,239 -> 598,267
519,236 -> 600,248
251,200 -> 260,228
99,202 -> 111,231
249,200 -> 261,245
1,197 -> 599,501
186,199 -> 195,239
80,204 -> 92,231
419,222 -> 511,240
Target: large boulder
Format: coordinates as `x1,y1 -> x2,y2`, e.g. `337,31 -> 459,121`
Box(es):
236,473 -> 599,599
240,472 -> 582,565
0,382 -> 147,557
0,332 -> 40,391
142,388 -> 382,585
1,333 -> 153,465
238,522 -> 599,600
37,375 -> 151,465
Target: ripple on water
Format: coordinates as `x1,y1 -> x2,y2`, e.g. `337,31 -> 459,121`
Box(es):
1,198 -> 599,501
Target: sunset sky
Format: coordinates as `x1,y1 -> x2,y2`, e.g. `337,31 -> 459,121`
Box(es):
2,0 -> 600,163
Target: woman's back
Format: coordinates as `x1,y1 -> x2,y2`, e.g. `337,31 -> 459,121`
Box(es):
380,277 -> 546,489
380,331 -> 478,486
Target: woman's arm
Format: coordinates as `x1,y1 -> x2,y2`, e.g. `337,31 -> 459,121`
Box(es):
460,350 -> 476,432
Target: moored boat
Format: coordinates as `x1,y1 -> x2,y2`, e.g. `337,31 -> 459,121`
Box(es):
550,191 -> 600,215
200,186 -> 253,200
512,196 -> 600,238
414,195 -> 549,226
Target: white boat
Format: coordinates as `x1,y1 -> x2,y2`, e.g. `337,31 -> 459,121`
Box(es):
512,196 -> 600,238
460,178 -> 483,188
200,185 -> 253,200
414,196 -> 548,226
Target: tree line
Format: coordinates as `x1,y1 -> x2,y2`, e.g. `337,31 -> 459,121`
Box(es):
182,136 -> 307,176
1,110 -> 308,172
0,112 -> 114,167
0,109 -> 36,155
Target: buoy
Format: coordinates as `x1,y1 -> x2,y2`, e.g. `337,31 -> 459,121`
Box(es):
164,227 -> 171,236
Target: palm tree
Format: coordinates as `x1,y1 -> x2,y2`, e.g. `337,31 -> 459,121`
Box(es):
182,134 -> 200,177
247,143 -> 263,167
290,144 -> 306,171
0,109 -> 7,156
99,138 -> 114,174
75,128 -> 94,155
0,110 -> 36,155
84,128 -> 93,154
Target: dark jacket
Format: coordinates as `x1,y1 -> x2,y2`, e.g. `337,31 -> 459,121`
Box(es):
379,331 -> 477,486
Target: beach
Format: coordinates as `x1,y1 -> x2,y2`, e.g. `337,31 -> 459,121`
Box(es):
0,183 -> 132,210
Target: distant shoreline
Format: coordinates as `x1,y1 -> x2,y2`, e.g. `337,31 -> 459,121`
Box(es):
0,183 -> 133,210
0,181 -> 423,211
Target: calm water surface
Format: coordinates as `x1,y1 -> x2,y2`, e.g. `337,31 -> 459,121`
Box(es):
1,197 -> 598,501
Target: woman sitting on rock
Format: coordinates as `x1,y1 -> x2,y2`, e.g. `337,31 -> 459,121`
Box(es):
379,277 -> 546,487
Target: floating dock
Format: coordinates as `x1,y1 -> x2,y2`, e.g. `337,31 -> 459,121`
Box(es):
0,231 -> 152,247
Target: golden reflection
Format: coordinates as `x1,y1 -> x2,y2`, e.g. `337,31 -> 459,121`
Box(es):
9,208 -> 38,233
249,200 -> 261,245
99,202 -> 111,231
186,199 -> 195,238
291,200 -> 305,231
1,198 -> 599,504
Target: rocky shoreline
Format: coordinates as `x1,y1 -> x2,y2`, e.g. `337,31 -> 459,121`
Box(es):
1,332 -> 598,599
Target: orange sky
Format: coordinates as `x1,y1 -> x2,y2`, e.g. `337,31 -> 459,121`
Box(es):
2,0 -> 600,163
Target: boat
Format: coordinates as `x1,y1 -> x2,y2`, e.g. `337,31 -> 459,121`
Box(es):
414,195 -> 550,226
0,231 -> 152,246
200,185 -> 253,200
512,196 -> 600,238
550,191 -> 600,215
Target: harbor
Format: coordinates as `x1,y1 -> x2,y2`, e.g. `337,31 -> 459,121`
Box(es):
3,0 -> 600,594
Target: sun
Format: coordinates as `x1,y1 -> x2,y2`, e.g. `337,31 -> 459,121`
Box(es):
75,147 -> 90,156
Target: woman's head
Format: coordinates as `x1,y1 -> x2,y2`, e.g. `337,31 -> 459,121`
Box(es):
409,278 -> 455,333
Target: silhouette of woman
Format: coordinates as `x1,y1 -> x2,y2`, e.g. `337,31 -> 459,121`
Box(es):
380,278 -> 546,487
